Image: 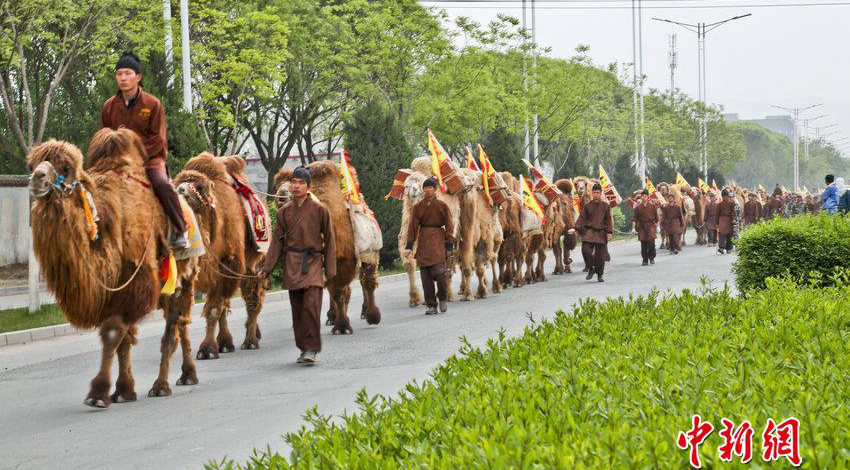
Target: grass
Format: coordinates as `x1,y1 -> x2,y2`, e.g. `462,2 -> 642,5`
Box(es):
0,304 -> 67,334
207,277 -> 850,469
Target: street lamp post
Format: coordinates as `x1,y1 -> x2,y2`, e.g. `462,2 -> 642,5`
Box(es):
652,13 -> 751,181
771,103 -> 821,190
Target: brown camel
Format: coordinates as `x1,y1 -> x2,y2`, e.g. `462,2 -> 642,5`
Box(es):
174,153 -> 267,359
273,160 -> 381,334
552,179 -> 578,275
497,172 -> 524,288
27,128 -> 201,408
454,167 -> 503,300
396,157 -> 462,307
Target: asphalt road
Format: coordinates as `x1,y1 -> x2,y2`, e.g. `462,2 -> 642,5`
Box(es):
0,233 -> 736,470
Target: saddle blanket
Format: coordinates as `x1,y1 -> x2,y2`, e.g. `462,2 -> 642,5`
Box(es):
227,172 -> 272,253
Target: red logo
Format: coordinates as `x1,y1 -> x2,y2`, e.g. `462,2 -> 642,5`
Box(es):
677,414 -> 714,468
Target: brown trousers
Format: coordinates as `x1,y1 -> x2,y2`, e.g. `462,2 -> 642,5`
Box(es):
289,286 -> 323,352
581,242 -> 606,275
718,232 -> 734,252
708,229 -> 717,245
640,240 -> 656,262
146,161 -> 186,233
667,232 -> 681,252
420,263 -> 447,307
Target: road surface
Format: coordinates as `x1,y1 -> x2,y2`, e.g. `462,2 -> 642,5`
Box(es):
0,233 -> 736,469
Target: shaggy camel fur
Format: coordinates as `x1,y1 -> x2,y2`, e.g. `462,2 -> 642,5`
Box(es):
552,179 -> 578,275
523,185 -> 564,284
397,157 -> 462,307
454,167 -> 503,300
174,153 -> 267,360
273,161 -> 381,334
497,172 -> 524,288
27,128 -> 200,408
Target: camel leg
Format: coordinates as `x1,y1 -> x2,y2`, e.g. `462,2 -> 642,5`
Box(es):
330,282 -> 353,335
475,258 -> 488,299
197,296 -> 225,360
111,325 -> 138,404
552,236 -> 564,275
513,252 -> 524,287
84,315 -> 128,409
491,240 -> 502,294
240,269 -> 266,351
406,259 -> 422,307
360,263 -> 381,325
524,250 -> 536,284
149,297 -> 180,397
216,301 -> 235,353
537,248 -> 547,282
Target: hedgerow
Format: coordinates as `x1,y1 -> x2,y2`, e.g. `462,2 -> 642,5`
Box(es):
735,213 -> 850,291
209,279 -> 850,469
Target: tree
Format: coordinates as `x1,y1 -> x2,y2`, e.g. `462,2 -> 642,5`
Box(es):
479,127 -> 525,176
343,99 -> 414,267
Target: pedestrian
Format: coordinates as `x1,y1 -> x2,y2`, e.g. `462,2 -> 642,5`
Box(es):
821,174 -> 839,214
836,177 -> 850,214
704,192 -> 719,246
715,189 -> 737,254
576,183 -> 613,282
259,167 -> 336,364
805,193 -> 816,213
403,177 -> 455,315
100,52 -> 188,249
661,193 -> 684,254
632,189 -> 658,266
742,192 -> 763,228
785,192 -> 808,217
764,185 -> 784,220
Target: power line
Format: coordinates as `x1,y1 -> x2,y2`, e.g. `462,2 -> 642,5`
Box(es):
421,1 -> 850,9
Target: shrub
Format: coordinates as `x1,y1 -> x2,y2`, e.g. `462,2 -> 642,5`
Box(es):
208,279 -> 850,469
734,213 -> 850,291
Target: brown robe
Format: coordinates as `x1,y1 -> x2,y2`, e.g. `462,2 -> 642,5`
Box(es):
406,195 -> 455,267
705,201 -> 719,230
661,203 -> 684,235
715,199 -> 736,235
101,88 -> 168,162
764,198 -> 784,219
632,202 -> 658,241
743,200 -> 763,225
576,199 -> 613,244
263,196 -> 337,289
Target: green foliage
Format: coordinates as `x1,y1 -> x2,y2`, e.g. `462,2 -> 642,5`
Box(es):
611,206 -> 627,233
343,99 -> 414,267
208,279 -> 850,468
479,127 -> 526,176
0,304 -> 66,334
735,213 -> 850,291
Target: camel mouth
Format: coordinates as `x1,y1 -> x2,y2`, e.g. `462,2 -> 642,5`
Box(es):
28,162 -> 56,198
176,182 -> 204,209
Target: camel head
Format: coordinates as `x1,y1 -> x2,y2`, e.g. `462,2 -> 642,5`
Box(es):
658,182 -> 670,196
273,168 -> 294,204
175,170 -> 215,211
27,139 -> 85,199
403,171 -> 426,203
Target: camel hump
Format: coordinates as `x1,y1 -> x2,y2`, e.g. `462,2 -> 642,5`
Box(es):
183,152 -> 228,181
87,127 -> 147,169
555,179 -> 573,195
221,155 -> 247,177
307,159 -> 340,182
273,168 -> 293,191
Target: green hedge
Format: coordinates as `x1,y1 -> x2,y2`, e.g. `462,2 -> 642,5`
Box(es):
735,213 -> 850,291
208,279 -> 850,469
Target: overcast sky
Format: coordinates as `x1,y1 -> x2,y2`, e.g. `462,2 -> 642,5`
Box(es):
423,0 -> 850,155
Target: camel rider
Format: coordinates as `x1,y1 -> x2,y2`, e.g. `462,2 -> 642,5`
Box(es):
404,177 -> 455,315
259,167 -> 336,364
100,52 -> 188,249
575,183 -> 613,282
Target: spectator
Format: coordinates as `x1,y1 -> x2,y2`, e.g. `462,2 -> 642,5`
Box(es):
821,174 -> 840,214
837,177 -> 850,214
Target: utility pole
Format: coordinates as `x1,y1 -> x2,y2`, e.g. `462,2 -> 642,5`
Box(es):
771,103 -> 821,190
802,114 -> 826,159
163,0 -> 174,87
522,0 -> 530,163
668,34 -> 677,107
653,13 -> 751,181
631,0 -> 644,186
180,0 -> 192,112
532,0 -> 540,165
638,0 -> 646,183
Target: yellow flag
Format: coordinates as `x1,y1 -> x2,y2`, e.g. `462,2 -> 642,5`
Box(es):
675,172 -> 690,188
697,177 -> 711,194
520,174 -> 545,221
465,145 -> 479,171
598,164 -> 622,206
802,186 -> 810,196
339,150 -> 361,204
479,144 -> 496,204
427,129 -> 450,193
160,254 -> 177,295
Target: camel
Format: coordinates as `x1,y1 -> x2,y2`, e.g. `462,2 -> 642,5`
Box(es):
454,167 -> 503,300
552,179 -> 578,274
173,153 -> 267,360
397,157 -> 462,307
520,182 -> 565,284
497,172 -> 524,288
27,128 -> 201,408
273,160 -> 381,334
690,187 -> 708,245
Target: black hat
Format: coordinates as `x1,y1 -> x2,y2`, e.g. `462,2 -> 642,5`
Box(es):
291,166 -> 312,184
423,177 -> 438,188
115,52 -> 142,74
641,189 -> 649,195
592,183 -> 602,191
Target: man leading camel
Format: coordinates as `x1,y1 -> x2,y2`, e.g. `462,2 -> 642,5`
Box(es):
260,167 -> 336,364
404,177 -> 455,315
632,189 -> 658,266
101,52 -> 187,248
576,183 -> 613,282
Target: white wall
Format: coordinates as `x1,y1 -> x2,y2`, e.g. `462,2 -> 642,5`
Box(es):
0,187 -> 29,267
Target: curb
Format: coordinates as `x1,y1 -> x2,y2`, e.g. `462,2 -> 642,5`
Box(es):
1,270 -> 412,348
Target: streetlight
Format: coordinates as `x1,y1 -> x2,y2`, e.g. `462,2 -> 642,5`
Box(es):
771,103 -> 821,190
803,114 -> 826,158
653,13 -> 752,181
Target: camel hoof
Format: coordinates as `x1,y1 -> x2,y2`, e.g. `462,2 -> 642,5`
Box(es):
111,390 -> 137,403
218,343 -> 235,353
332,321 -> 353,335
196,341 -> 220,360
176,371 -> 199,386
240,338 -> 260,350
365,309 -> 381,325
84,397 -> 110,409
325,317 -> 335,326
148,380 -> 172,397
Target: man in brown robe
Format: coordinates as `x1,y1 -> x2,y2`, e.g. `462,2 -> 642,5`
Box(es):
715,189 -> 737,254
742,193 -> 763,228
632,189 -> 658,266
764,189 -> 784,219
100,52 -> 187,248
661,193 -> 684,254
404,177 -> 455,315
260,167 -> 336,364
704,192 -> 719,246
576,183 -> 613,282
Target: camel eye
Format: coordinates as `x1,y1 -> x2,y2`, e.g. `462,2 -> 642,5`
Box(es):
62,166 -> 71,175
